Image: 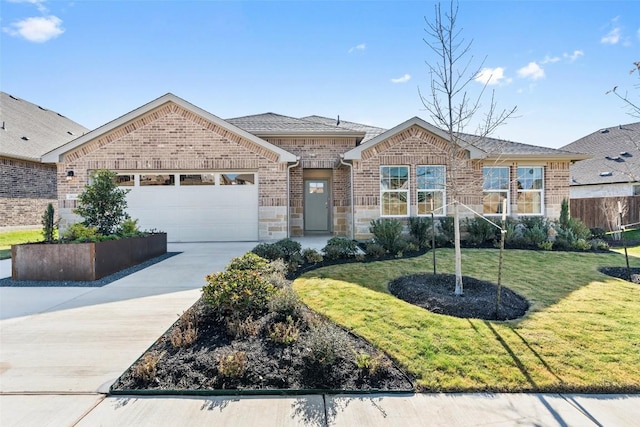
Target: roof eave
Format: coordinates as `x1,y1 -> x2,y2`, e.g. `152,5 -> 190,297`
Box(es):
483,153 -> 593,162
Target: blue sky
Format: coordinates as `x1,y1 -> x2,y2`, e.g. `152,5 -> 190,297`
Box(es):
2,0 -> 639,148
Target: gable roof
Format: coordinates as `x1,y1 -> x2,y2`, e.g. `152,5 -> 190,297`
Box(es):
0,92 -> 89,162
561,122 -> 640,186
42,93 -> 297,163
343,116 -> 589,162
301,115 -> 386,143
227,113 -> 365,140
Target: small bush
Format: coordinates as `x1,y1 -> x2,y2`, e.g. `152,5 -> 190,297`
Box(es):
465,217 -> 497,246
268,286 -> 303,320
227,252 -> 271,273
322,237 -> 359,260
369,218 -> 404,254
437,217 -> 455,246
365,242 -> 386,258
354,351 -> 392,377
225,315 -> 260,339
132,350 -> 165,382
408,217 -> 432,249
169,308 -> 199,349
273,238 -> 302,263
41,203 -> 56,243
567,218 -> 591,241
74,169 -> 130,235
217,351 -> 247,378
537,241 -> 553,251
301,322 -> 350,367
251,242 -> 285,261
590,227 -> 607,240
572,238 -> 592,251
591,239 -> 610,251
302,248 -> 323,264
62,223 -> 101,242
269,315 -> 300,345
119,218 -> 141,237
202,269 -> 276,317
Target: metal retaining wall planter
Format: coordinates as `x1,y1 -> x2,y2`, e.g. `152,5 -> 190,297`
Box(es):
11,233 -> 167,281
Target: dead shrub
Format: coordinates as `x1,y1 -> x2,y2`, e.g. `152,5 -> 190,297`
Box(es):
132,350 -> 166,382
225,316 -> 260,339
268,315 -> 300,345
217,350 -> 247,378
169,308 -> 199,349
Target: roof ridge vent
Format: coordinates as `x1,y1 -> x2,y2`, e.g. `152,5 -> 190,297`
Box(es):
599,171 -> 613,177
600,128 -> 610,133
21,136 -> 29,141
620,151 -> 631,157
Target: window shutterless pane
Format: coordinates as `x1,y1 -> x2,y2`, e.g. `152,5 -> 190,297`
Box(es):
517,167 -> 543,190
220,173 -> 255,185
417,191 -> 445,215
380,166 -> 408,190
517,191 -> 542,214
113,174 -> 134,186
483,167 -> 510,190
381,192 -> 408,216
140,174 -> 175,186
180,174 -> 215,186
483,192 -> 507,214
417,166 -> 445,190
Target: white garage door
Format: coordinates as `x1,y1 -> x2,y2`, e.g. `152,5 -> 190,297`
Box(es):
117,172 -> 258,242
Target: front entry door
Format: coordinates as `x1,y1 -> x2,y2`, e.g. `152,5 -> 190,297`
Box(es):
304,179 -> 329,232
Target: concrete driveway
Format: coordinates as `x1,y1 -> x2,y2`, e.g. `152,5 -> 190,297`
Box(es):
1,240 -> 639,426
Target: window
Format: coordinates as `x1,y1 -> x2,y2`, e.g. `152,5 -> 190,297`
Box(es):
220,173 -> 255,185
309,182 -> 324,193
113,174 -> 135,187
380,166 -> 409,216
140,174 -> 175,186
417,165 -> 446,215
180,174 -> 215,186
517,167 -> 543,215
482,167 -> 509,215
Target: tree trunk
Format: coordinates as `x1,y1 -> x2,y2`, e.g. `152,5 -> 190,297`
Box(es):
454,201 -> 464,295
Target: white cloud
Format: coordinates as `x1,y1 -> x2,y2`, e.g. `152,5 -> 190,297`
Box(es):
3,15 -> 64,42
563,50 -> 584,62
390,73 -> 411,83
517,62 -> 545,80
541,55 -> 561,64
348,43 -> 366,53
475,67 -> 510,85
601,17 -> 622,44
7,0 -> 48,13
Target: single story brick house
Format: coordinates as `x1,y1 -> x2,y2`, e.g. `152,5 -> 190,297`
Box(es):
42,93 -> 588,242
0,92 -> 89,229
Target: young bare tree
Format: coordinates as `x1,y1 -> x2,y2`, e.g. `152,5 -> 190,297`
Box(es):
420,1 -> 517,295
607,61 -> 640,118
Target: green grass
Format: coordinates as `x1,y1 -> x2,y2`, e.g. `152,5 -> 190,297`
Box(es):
0,229 -> 43,259
293,249 -> 640,392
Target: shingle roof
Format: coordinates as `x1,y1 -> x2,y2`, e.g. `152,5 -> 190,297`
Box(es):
301,115 -> 387,143
458,132 -> 583,158
560,122 -> 640,186
0,92 -> 89,162
227,113 -> 365,139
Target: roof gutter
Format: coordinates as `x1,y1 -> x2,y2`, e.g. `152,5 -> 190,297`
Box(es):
339,154 -> 355,240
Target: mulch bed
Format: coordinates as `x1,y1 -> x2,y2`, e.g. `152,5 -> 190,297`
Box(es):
111,298 -> 414,393
388,273 -> 529,321
599,267 -> 640,284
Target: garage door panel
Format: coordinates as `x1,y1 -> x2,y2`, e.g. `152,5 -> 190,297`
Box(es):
122,174 -> 259,242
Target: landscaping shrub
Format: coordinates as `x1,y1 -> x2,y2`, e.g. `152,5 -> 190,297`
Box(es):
274,238 -> 303,264
365,242 -> 386,258
590,227 -> 607,240
572,238 -> 592,251
202,269 -> 276,317
227,252 -> 271,274
268,286 -> 303,320
217,351 -> 247,378
322,237 -> 359,260
61,223 -> 101,242
301,322 -> 350,368
251,242 -> 285,261
437,217 -> 455,246
591,239 -> 610,251
74,169 -> 130,235
465,217 -> 498,246
132,350 -> 165,382
225,315 -> 260,339
408,217 -> 432,249
268,315 -> 300,345
354,351 -> 392,377
301,248 -> 323,264
169,307 -> 199,349
119,218 -> 141,237
519,217 -> 549,247
41,203 -> 56,243
369,218 -> 404,254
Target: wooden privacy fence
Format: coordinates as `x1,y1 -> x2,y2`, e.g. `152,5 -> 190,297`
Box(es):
570,195 -> 640,230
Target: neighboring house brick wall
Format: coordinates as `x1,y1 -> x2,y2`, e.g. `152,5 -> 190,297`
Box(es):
56,104 -> 289,240
1,156 -> 57,227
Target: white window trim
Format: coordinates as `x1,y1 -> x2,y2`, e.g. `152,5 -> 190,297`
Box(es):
482,166 -> 510,216
517,166 -> 545,216
416,165 -> 447,217
380,165 -> 410,217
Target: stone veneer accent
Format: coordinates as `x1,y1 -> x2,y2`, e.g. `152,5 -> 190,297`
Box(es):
1,156 -> 57,227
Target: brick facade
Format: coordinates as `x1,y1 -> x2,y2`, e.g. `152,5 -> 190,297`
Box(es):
1,156 -> 57,227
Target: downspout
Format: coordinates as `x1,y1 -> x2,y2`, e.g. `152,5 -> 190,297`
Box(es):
286,157 -> 300,238
339,154 -> 355,240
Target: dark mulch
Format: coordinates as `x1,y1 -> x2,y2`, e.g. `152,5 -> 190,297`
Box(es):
599,267 -> 640,284
388,273 -> 529,321
111,298 -> 414,394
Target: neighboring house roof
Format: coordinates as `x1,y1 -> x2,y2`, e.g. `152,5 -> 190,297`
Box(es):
343,116 -> 588,162
0,92 -> 89,162
42,93 -> 298,163
227,113 -> 365,140
301,115 -> 387,143
561,122 -> 640,186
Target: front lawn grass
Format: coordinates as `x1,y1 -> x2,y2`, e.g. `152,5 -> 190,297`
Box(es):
0,229 -> 43,259
293,248 -> 640,392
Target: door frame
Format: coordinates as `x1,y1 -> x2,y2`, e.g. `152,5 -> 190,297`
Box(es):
303,169 -> 332,234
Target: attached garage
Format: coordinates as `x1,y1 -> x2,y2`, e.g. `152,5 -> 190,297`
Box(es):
116,172 -> 258,242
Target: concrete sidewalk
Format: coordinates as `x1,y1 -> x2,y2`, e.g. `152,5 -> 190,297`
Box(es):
1,240 -> 639,426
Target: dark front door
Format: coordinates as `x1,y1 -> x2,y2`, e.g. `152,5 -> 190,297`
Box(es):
304,179 -> 330,232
